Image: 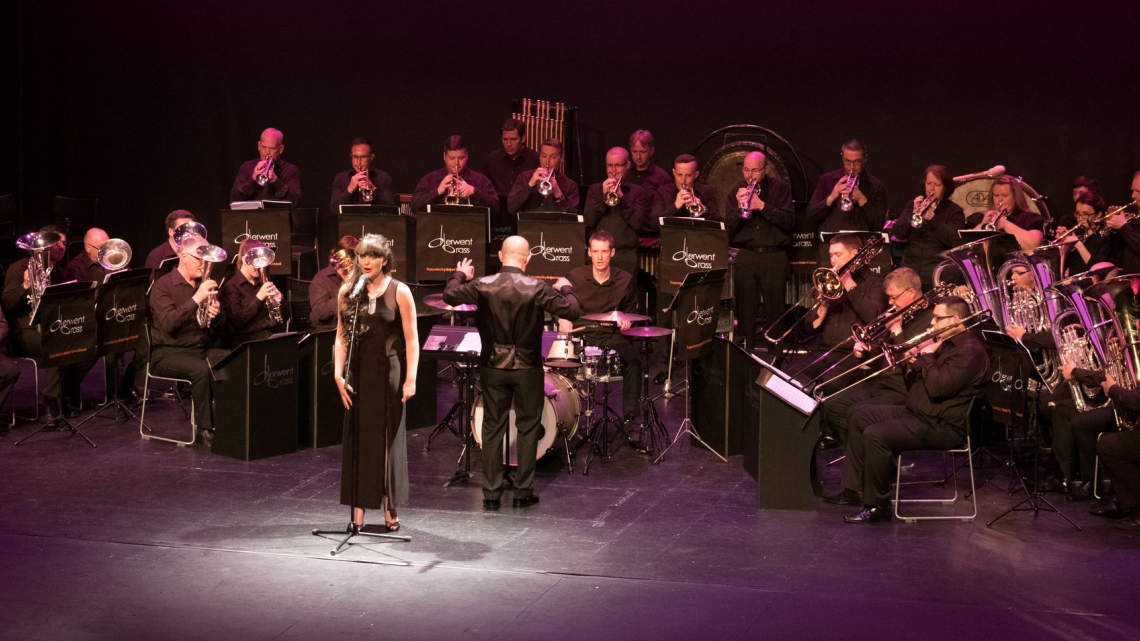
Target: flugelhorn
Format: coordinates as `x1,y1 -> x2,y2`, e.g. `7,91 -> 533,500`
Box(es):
17,231 -> 62,317
194,244 -> 228,328
256,157 -> 275,187
243,246 -> 284,325
839,171 -> 858,212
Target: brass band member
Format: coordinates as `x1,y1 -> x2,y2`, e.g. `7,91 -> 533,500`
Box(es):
443,237 -> 579,510
1057,193 -> 1121,275
626,130 -> 671,194
1055,354 -> 1121,502
330,137 -> 396,209
332,234 -> 419,532
309,235 -> 360,332
1053,175 -> 1101,234
652,154 -> 719,221
807,139 -> 889,239
483,118 -> 539,197
507,138 -> 579,214
583,150 -> 650,280
725,151 -> 795,349
144,210 -> 195,270
560,231 -> 642,425
2,225 -> 92,419
966,175 -> 1045,251
1103,171 -> 1140,273
1093,383 -> 1140,529
890,165 -> 966,290
229,128 -> 301,206
830,296 -> 989,523
218,239 -> 288,349
411,135 -> 499,213
147,235 -> 229,448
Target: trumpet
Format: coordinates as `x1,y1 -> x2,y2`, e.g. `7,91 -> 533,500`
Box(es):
910,196 -> 937,228
330,248 -> 356,272
980,208 -> 1009,231
255,157 -> 275,187
764,236 -> 884,344
683,181 -> 706,217
359,173 -> 375,202
738,179 -> 760,219
172,221 -> 208,248
17,231 -> 62,317
537,165 -> 557,197
839,171 -> 858,212
194,244 -> 228,328
97,238 -> 132,279
1054,202 -> 1140,245
243,246 -> 284,325
603,173 -> 623,207
443,162 -> 464,205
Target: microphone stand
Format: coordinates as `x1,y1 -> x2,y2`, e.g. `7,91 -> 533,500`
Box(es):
313,281 -> 410,555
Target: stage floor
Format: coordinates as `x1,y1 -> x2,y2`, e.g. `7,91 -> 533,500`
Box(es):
1,369 -> 1138,641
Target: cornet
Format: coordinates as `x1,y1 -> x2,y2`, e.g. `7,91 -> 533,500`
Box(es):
359,173 -> 375,202
443,162 -> 464,205
603,173 -> 623,207
839,171 -> 858,212
910,196 -> 937,228
683,181 -> 706,217
738,179 -> 760,219
255,157 -> 275,187
243,246 -> 284,325
537,165 -> 557,197
330,248 -> 356,272
980,208 -> 1009,232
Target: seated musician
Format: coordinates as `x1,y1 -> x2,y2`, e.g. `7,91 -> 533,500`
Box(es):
507,138 -> 579,214
582,151 -> 650,281
828,296 -> 989,523
806,140 -> 889,260
780,233 -> 887,383
724,151 -> 795,349
559,231 -> 643,427
412,135 -> 499,214
965,175 -> 1045,251
890,165 -> 967,291
818,268 -> 930,450
1055,354 -> 1121,502
1051,175 -> 1101,235
229,128 -> 301,206
651,154 -> 719,222
144,210 -> 196,270
218,239 -> 288,349
1056,193 -> 1122,275
309,235 -> 360,332
1102,171 -> 1140,273
483,118 -> 539,197
330,137 -> 396,209
1093,375 -> 1140,529
626,130 -> 671,194
148,235 -> 230,448
2,225 -> 93,419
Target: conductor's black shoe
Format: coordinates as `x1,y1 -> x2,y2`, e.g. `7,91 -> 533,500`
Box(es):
816,434 -> 841,450
844,506 -> 891,524
822,489 -> 862,506
483,499 -> 500,511
1066,480 -> 1094,502
1090,497 -> 1124,519
513,495 -> 540,508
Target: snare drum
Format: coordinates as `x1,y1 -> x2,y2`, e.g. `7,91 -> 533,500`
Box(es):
579,346 -> 623,382
472,371 -> 581,465
546,333 -> 582,369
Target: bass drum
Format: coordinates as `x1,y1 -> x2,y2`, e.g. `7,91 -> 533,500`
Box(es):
472,371 -> 580,466
950,175 -> 1052,226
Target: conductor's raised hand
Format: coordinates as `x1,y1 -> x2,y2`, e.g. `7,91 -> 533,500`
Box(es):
456,258 -> 475,281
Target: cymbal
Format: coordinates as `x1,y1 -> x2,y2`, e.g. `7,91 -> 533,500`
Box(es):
423,293 -> 476,312
621,326 -> 671,339
581,310 -> 652,324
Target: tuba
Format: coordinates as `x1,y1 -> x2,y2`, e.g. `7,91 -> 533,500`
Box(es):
255,157 -> 275,187
1083,275 -> 1140,429
17,231 -> 62,316
194,244 -> 228,328
97,238 -> 132,280
243,246 -> 284,325
932,235 -> 1005,321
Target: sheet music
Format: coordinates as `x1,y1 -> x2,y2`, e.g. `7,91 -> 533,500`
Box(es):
762,372 -> 818,416
423,334 -> 449,352
456,332 -> 482,354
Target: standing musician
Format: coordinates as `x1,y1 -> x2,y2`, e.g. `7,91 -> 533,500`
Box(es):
3,225 -> 93,419
724,151 -> 795,349
507,138 -> 579,214
559,231 -> 642,425
1056,193 -> 1121,275
582,150 -> 650,280
484,118 -> 539,197
807,139 -> 889,244
829,296 -> 989,523
148,235 -> 228,448
652,154 -> 719,222
443,237 -> 579,511
626,130 -> 671,194
144,210 -> 196,270
411,135 -> 499,214
1103,171 -> 1140,273
218,239 -> 287,349
330,137 -> 396,210
229,128 -> 301,206
890,165 -> 967,291
309,235 -> 360,332
965,175 -> 1045,251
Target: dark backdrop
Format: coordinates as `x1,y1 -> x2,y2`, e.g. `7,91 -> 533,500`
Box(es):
7,0 -> 1140,257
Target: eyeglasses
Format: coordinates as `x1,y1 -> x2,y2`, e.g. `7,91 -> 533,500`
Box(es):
932,314 -> 956,321
887,288 -> 913,302
841,159 -> 866,167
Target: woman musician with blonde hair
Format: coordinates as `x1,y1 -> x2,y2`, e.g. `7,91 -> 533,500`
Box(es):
966,175 -> 1045,251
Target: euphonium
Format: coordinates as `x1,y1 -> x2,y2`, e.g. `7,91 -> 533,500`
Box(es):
684,181 -> 706,217
17,231 -> 62,316
1083,275 -> 1140,429
911,196 -> 937,228
537,165 -> 556,197
243,246 -> 284,325
838,171 -> 858,212
1052,310 -> 1107,412
256,157 -> 275,187
603,173 -> 622,207
933,235 -> 1004,320
97,238 -> 133,278
194,244 -> 228,328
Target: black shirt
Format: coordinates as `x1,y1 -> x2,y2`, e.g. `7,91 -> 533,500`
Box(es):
507,169 -> 580,214
892,199 -> 967,286
308,266 -> 343,332
218,270 -> 286,348
652,182 -> 721,223
807,169 -> 889,234
581,182 -> 651,250
230,158 -> 301,205
412,167 -> 499,214
483,147 -> 540,196
1066,232 -> 1123,275
812,269 -> 888,349
330,168 -> 397,210
1112,219 -> 1140,274
564,264 -> 637,347
626,164 -> 671,194
148,268 -> 225,348
145,241 -> 178,270
61,252 -> 106,285
906,330 -> 990,435
724,175 -> 796,250
2,257 -> 66,325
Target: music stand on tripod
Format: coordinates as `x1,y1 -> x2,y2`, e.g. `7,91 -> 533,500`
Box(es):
421,324 -> 482,488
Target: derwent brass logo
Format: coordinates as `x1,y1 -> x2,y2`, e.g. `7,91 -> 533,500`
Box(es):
254,355 -> 295,388
672,238 -> 716,269
529,233 -> 573,262
428,226 -> 472,254
686,295 -> 714,326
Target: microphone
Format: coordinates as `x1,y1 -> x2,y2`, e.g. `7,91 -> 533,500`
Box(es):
953,165 -> 1006,184
351,273 -> 368,298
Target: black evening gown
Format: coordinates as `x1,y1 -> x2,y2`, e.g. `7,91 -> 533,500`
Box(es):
339,279 -> 409,509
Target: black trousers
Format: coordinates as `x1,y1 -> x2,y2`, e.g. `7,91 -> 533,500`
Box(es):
10,324 -> 95,405
479,366 -> 543,500
733,248 -> 788,349
151,345 -> 230,433
822,372 -> 907,443
581,330 -> 641,420
842,404 -> 963,507
1097,431 -> 1140,510
0,355 -> 19,409
1052,404 -> 1115,481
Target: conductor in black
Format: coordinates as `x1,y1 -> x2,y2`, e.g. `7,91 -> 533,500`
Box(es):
444,236 -> 580,510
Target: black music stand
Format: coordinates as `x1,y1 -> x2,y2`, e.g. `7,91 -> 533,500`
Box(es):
297,330 -> 344,449
338,205 -> 415,282
415,206 -> 489,282
515,211 -> 586,282
421,325 -> 482,487
72,268 -> 149,428
748,359 -> 822,510
312,289 -> 410,555
654,268 -> 727,464
209,333 -> 301,461
15,281 -> 98,447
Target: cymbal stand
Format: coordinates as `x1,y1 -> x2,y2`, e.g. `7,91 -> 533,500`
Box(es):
654,358 -> 725,464
630,334 -> 669,457
444,356 -> 478,487
582,353 -> 622,475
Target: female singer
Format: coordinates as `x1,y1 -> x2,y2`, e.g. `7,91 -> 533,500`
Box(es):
890,165 -> 966,291
333,234 -> 419,532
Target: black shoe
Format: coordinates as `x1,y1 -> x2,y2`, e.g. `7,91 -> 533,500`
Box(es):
822,489 -> 862,506
1037,473 -> 1065,493
118,387 -> 141,405
197,429 -> 214,449
653,372 -> 667,385
1090,497 -> 1124,519
483,499 -> 500,511
41,401 -> 60,423
1112,510 -> 1140,531
844,506 -> 891,523
513,495 -> 540,508
626,436 -> 648,454
1066,480 -> 1094,502
817,434 -> 841,450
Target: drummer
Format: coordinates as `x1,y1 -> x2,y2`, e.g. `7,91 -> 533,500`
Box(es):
559,230 -> 643,430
